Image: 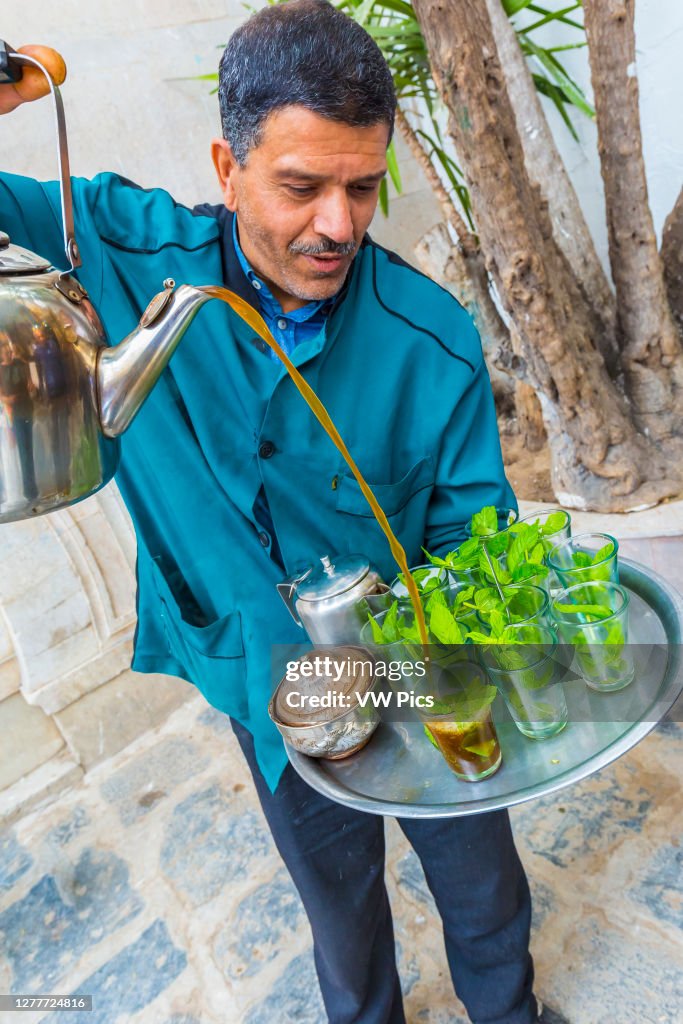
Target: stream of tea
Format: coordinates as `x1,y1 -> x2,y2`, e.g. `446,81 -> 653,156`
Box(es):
201,285 -> 429,648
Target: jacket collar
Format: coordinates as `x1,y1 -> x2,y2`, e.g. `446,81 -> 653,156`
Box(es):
192,203 -> 256,306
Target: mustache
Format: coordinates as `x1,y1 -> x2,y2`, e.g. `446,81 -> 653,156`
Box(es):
288,237 -> 357,257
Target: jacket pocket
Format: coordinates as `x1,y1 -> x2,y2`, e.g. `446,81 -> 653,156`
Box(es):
149,555 -> 247,715
334,455 -> 436,569
335,454 -> 435,518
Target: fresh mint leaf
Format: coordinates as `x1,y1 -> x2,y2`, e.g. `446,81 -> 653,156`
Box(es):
530,542 -> 545,564
553,602 -> 612,619
475,588 -> 502,613
490,608 -> 508,637
399,619 -> 423,645
592,542 -> 615,564
507,524 -> 541,573
457,680 -> 498,716
425,588 -> 448,616
453,585 -> 475,608
463,739 -> 498,758
459,536 -> 482,560
512,561 -> 549,582
486,531 -> 510,558
367,613 -> 385,643
423,576 -> 443,593
429,602 -> 465,644
521,660 -> 555,690
542,511 -> 566,535
588,564 -> 611,582
506,588 -> 538,619
479,548 -> 511,585
466,629 -> 496,645
381,601 -> 400,643
471,506 -> 499,536
423,549 -> 450,568
491,646 -> 529,670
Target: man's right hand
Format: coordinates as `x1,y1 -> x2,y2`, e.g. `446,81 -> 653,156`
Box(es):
0,45 -> 66,115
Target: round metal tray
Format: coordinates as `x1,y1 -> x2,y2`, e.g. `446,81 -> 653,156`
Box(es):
286,559 -> 683,817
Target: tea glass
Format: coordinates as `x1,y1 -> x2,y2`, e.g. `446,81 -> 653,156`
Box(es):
360,606 -> 431,695
513,508 -> 572,593
391,569 -> 479,633
479,510 -> 557,592
453,506 -> 519,585
417,662 -> 502,781
550,580 -> 634,692
546,532 -> 619,589
478,623 -> 570,740
513,508 -> 572,550
466,506 -> 519,540
360,603 -> 474,689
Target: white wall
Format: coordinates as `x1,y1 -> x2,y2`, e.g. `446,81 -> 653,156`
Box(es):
634,0 -> 683,238
0,1 -> 245,207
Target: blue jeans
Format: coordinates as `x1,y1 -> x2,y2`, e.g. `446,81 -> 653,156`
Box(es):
231,719 -> 538,1024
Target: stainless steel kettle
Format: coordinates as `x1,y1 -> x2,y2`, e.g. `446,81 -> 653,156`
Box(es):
0,43 -> 215,523
278,553 -> 391,645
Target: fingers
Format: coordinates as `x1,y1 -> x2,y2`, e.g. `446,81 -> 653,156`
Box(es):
0,45 -> 66,115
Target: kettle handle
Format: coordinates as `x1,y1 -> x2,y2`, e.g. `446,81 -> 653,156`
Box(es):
276,566 -> 313,628
0,42 -> 81,272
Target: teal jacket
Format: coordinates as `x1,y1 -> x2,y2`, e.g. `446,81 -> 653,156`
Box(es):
0,171 -> 515,791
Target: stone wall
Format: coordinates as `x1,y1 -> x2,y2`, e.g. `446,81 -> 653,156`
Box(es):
0,488 -> 192,824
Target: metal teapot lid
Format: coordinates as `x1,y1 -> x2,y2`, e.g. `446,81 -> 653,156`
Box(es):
296,554 -> 370,602
0,232 -> 51,275
272,646 -> 376,725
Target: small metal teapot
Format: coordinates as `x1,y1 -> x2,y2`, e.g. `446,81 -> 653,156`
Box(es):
278,553 -> 391,645
0,43 -> 214,523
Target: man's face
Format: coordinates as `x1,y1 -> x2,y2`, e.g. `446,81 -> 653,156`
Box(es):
212,106 -> 388,312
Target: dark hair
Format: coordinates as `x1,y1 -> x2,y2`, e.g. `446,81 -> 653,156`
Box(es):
218,0 -> 396,164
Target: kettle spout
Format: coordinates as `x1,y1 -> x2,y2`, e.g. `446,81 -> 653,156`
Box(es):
97,280 -> 212,437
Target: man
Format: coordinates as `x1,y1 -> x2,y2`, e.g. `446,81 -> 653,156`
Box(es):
0,3 -> 564,1022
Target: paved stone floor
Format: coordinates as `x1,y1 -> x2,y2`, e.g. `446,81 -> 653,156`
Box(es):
0,538 -> 681,1024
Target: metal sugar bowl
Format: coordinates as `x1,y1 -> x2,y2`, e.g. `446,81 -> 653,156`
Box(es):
268,645 -> 381,759
277,553 -> 391,644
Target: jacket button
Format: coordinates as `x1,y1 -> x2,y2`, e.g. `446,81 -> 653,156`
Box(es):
259,440 -> 276,459
258,531 -> 270,547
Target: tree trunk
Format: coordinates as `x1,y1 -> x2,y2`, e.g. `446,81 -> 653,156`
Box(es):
583,0 -> 683,441
485,0 -> 619,374
412,0 -> 681,511
662,186 -> 683,335
514,380 -> 546,453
